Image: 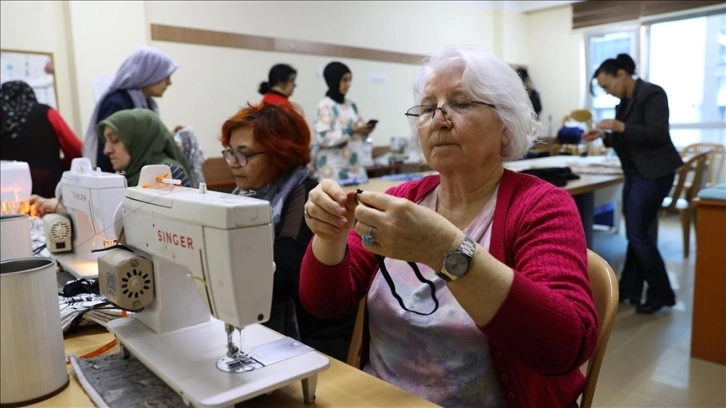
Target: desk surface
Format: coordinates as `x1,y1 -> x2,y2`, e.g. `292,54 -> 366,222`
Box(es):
34,327 -> 436,408
347,156 -> 623,196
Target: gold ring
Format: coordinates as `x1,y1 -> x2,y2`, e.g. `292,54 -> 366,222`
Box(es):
304,207 -> 311,218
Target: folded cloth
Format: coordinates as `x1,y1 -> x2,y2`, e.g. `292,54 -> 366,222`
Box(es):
69,353 -> 184,408
698,184 -> 726,201
520,167 -> 581,187
59,293 -> 126,333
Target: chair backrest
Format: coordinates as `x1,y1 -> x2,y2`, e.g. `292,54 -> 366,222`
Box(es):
345,297 -> 367,369
680,143 -> 725,187
662,152 -> 709,212
201,157 -> 236,193
552,109 -> 595,156
580,249 -> 619,408
345,250 -> 620,408
561,109 -> 594,131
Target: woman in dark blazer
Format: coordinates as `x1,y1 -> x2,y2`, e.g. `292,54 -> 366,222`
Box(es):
584,53 -> 683,314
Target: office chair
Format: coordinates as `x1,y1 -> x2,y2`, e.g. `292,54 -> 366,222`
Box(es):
345,250 -> 619,408
661,152 -> 710,257
201,157 -> 237,193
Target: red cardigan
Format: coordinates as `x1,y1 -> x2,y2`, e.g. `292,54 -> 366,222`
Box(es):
300,169 -> 598,407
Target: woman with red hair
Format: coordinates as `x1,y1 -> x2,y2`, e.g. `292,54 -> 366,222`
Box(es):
220,102 -> 355,361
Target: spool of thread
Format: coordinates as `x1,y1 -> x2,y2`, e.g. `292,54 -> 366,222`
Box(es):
0,214 -> 32,260
1,257 -> 69,406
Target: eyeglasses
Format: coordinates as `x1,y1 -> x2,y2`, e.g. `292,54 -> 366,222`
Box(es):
405,100 -> 496,128
221,149 -> 268,166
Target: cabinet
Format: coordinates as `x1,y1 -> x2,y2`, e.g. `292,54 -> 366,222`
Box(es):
690,198 -> 726,365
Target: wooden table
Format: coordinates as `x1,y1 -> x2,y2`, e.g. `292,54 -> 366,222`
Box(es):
691,198 -> 726,365
347,156 -> 624,247
33,327 -> 437,407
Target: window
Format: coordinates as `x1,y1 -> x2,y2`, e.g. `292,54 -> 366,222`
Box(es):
647,12 -> 726,147
586,30 -> 638,122
586,9 -> 726,148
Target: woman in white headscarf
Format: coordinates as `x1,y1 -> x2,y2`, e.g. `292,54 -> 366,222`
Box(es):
82,46 -> 178,172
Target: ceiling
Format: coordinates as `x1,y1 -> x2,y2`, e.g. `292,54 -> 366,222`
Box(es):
456,1 -> 581,13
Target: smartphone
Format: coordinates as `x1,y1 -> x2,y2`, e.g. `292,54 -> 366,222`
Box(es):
367,119 -> 378,126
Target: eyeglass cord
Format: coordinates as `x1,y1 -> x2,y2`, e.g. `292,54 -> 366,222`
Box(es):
376,254 -> 439,316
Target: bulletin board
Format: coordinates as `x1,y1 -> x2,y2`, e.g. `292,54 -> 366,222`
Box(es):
1,49 -> 59,109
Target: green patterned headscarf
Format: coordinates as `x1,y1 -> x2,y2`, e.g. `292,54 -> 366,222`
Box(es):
98,108 -> 190,187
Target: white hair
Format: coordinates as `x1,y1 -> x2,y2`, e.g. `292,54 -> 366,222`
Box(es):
408,47 -> 541,161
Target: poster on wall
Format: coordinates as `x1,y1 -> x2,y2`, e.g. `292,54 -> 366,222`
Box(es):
1,49 -> 58,109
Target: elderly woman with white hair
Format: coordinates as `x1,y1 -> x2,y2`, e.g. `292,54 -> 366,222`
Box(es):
299,47 -> 598,407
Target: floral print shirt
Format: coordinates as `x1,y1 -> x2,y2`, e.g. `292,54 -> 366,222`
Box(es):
313,96 -> 368,184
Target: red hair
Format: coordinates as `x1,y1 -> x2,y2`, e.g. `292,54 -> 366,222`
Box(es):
220,103 -> 311,181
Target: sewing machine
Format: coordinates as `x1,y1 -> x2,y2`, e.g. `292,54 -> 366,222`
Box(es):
101,165 -> 329,407
0,160 -> 32,215
53,158 -> 127,278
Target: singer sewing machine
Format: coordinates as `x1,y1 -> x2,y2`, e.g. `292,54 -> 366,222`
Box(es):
101,165 -> 329,407
53,158 -> 126,278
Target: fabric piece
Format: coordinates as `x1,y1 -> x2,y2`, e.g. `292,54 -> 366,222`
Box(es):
1,80 -> 37,140
519,166 -> 580,187
69,353 -> 184,408
98,108 -> 190,187
83,46 -> 178,166
698,183 -> 726,201
364,185 -> 504,407
173,126 -> 206,188
322,61 -> 350,104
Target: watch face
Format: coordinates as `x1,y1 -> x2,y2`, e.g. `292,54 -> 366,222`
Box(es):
444,253 -> 469,277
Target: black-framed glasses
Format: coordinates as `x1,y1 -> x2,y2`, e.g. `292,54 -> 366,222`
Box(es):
405,100 -> 496,128
221,149 -> 268,166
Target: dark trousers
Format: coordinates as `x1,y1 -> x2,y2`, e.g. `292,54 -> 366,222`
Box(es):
620,170 -> 676,304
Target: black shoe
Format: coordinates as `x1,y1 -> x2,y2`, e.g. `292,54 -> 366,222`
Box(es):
636,299 -> 676,314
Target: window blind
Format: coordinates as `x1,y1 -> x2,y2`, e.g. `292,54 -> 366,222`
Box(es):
572,1 -> 725,29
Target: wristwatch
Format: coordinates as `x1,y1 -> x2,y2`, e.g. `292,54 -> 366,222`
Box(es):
437,235 -> 477,281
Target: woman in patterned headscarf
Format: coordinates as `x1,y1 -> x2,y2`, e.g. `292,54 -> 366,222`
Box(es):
1,80 -> 81,197
83,46 -> 179,173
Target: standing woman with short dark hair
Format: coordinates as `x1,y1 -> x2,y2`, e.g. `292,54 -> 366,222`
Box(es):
583,53 -> 683,314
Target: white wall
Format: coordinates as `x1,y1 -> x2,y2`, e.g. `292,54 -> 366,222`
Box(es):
523,5 -> 582,137
144,1 -> 498,156
3,0 -> 552,159
66,1 -> 148,142
0,1 -> 79,136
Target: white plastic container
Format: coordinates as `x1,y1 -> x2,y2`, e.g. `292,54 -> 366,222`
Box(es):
0,257 -> 69,406
0,214 -> 32,260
